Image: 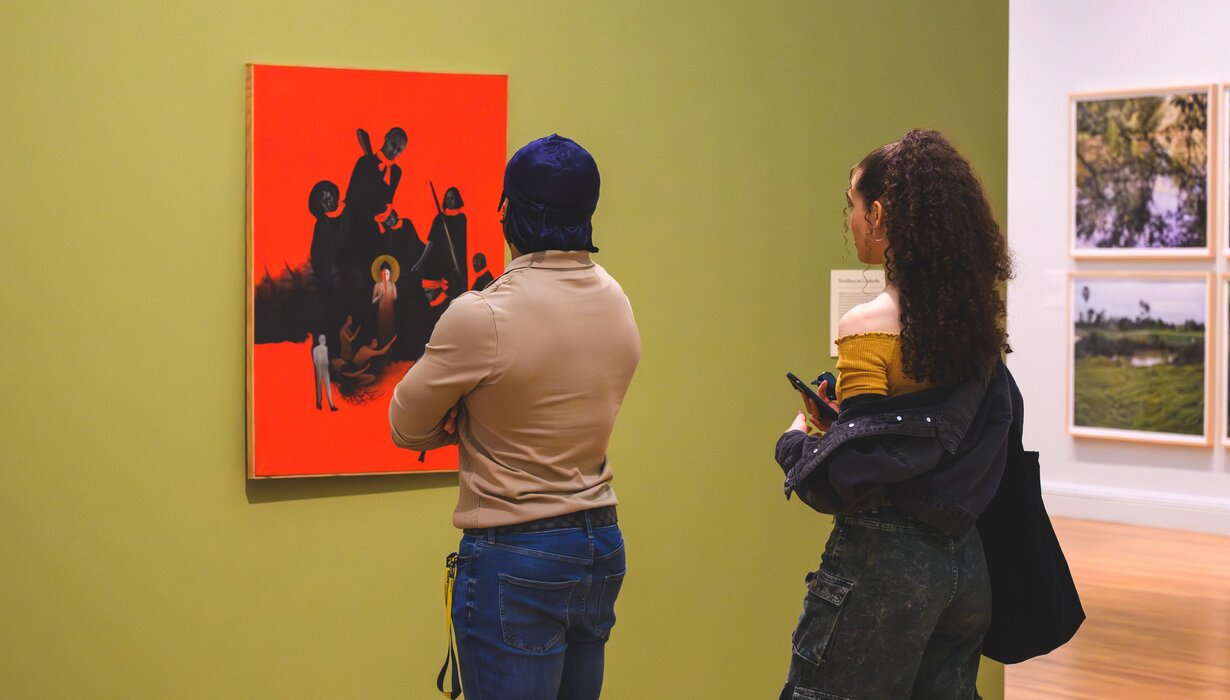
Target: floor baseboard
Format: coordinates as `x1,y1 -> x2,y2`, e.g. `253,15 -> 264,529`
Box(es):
1041,481 -> 1230,536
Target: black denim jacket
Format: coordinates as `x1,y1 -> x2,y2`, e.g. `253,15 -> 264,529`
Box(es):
775,360 -> 1018,534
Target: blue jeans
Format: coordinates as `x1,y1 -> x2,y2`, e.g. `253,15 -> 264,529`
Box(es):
781,507 -> 991,699
452,520 -> 626,700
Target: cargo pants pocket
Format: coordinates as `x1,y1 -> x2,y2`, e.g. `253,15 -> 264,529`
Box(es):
790,570 -> 855,667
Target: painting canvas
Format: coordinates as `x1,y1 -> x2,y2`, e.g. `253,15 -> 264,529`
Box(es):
1071,86 -> 1214,258
247,65 -> 507,477
1069,273 -> 1212,446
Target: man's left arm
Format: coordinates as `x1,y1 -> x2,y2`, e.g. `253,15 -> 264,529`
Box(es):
389,294 -> 496,450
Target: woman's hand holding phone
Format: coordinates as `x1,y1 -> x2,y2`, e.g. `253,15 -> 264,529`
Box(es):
785,373 -> 840,434
802,379 -> 839,432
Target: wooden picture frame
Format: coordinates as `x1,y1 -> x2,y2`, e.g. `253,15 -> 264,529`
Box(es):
1067,271 -> 1214,446
1222,85 -> 1230,258
1070,85 -> 1216,259
1221,274 -> 1230,447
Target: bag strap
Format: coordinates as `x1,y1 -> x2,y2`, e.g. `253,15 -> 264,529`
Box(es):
436,552 -> 461,698
1007,365 -> 1026,455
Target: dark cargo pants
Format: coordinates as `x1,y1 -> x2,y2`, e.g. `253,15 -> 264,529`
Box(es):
781,507 -> 992,699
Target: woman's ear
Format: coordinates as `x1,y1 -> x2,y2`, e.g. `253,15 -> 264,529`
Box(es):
870,200 -> 885,232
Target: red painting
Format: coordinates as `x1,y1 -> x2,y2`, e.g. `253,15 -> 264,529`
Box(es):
246,65 -> 507,477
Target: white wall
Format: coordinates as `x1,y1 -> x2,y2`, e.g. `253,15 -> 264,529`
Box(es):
1009,0 -> 1230,534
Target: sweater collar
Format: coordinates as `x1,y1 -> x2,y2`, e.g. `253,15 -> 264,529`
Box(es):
505,250 -> 594,272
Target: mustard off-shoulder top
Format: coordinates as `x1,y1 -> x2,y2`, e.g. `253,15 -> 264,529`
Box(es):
834,332 -> 936,403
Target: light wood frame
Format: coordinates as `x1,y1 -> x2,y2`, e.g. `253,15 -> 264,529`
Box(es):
1069,85 -> 1217,259
246,65 -> 256,478
1223,85 -> 1230,258
1221,274 -> 1230,447
1067,271 -> 1215,446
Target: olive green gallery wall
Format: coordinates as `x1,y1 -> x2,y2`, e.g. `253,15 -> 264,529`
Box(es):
0,1 -> 1007,697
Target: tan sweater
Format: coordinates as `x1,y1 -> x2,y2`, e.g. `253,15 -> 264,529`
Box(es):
389,250 -> 641,528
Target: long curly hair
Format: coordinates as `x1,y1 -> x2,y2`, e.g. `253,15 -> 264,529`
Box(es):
854,129 -> 1013,384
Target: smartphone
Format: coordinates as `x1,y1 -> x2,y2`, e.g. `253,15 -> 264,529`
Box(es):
787,372 -> 839,421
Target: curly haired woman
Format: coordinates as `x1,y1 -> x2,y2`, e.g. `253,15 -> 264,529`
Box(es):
775,129 -> 1015,699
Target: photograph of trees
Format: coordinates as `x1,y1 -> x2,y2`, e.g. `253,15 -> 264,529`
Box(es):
1071,275 -> 1208,441
1073,88 -> 1210,255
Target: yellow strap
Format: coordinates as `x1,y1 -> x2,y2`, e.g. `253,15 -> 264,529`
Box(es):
437,552 -> 460,698
444,554 -> 455,647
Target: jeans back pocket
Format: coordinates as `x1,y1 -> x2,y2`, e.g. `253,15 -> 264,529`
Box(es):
498,573 -> 578,654
791,570 -> 855,667
595,570 -> 626,640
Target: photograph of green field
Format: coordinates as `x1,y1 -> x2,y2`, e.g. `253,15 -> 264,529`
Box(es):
1071,276 -> 1209,439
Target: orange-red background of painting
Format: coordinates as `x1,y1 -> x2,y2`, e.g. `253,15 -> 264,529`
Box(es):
248,65 -> 507,477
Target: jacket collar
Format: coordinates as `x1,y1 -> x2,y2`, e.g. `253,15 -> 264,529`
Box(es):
836,362 -> 1005,454
782,361 -> 1014,500
505,250 -> 595,272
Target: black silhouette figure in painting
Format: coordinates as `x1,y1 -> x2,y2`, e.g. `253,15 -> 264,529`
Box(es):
413,185 -> 466,309
380,207 -> 425,287
339,127 -> 407,278
471,252 -> 494,292
308,180 -> 342,289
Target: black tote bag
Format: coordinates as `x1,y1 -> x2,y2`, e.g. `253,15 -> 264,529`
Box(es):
977,434 -> 1086,664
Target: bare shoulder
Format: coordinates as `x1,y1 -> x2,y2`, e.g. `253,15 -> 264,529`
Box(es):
838,292 -> 901,337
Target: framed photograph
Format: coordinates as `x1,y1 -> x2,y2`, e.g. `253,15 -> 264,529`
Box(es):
1070,86 -> 1216,258
247,65 -> 508,478
1223,85 -> 1230,257
1221,275 -> 1230,447
1068,272 -> 1213,446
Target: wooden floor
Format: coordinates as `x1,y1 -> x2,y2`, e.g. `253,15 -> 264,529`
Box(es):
1004,518 -> 1230,699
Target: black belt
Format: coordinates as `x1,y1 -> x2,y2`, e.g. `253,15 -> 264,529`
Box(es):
464,506 -> 618,535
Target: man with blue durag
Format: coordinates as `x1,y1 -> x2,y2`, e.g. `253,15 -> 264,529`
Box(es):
389,135 -> 641,699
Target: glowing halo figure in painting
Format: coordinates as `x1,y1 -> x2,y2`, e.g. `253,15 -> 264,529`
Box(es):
370,254 -> 400,345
